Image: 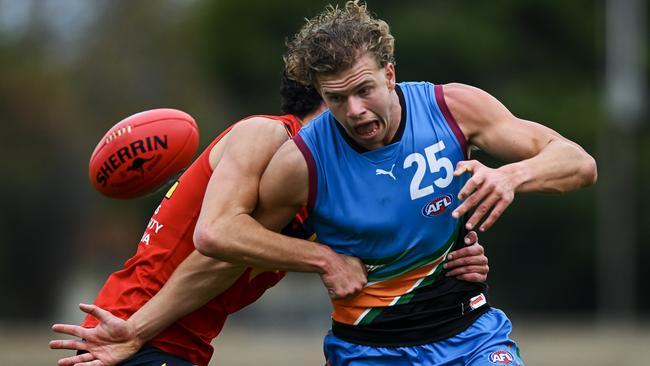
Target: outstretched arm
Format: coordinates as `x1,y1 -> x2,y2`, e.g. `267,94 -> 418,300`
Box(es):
50,252 -> 246,366
446,83 -> 597,231
128,252 -> 245,345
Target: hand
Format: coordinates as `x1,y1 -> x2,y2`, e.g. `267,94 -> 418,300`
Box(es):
320,251 -> 367,299
444,231 -> 489,282
451,160 -> 516,231
49,303 -> 141,366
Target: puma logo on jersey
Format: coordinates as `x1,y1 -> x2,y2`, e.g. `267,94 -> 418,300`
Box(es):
375,164 -> 396,180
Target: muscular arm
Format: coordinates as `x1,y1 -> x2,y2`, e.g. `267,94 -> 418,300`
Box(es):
137,120 -> 334,334
193,123 -> 339,274
445,83 -> 598,230
131,118 -> 302,338
194,139 -> 367,298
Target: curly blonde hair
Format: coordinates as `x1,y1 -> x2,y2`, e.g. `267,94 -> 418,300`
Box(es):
284,1 -> 395,87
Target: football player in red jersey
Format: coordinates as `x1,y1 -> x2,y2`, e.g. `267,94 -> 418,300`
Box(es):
49,75 -> 490,366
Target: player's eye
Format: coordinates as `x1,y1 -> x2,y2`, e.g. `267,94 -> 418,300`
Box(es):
358,86 -> 372,96
328,95 -> 344,103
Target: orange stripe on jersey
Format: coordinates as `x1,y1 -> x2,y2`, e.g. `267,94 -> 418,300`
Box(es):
331,255 -> 446,324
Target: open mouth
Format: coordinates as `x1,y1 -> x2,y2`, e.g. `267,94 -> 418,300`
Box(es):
353,120 -> 380,138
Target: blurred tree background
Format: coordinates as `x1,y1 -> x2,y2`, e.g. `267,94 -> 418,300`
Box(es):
0,0 -> 647,330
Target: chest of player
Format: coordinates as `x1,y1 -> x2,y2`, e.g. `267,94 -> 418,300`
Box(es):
308,116 -> 466,264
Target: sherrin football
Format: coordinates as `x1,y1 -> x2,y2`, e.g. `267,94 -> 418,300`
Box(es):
89,108 -> 199,199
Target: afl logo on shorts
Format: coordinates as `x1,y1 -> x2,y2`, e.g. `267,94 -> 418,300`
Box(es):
489,350 -> 514,364
421,194 -> 452,217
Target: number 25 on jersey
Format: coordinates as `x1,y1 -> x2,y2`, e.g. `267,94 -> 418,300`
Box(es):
403,141 -> 453,200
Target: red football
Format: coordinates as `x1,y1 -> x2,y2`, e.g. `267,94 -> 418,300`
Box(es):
89,108 -> 199,199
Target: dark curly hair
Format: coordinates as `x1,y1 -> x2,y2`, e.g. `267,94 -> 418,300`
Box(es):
284,1 -> 395,86
280,72 -> 323,118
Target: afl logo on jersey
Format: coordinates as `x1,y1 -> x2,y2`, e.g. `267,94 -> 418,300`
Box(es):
421,194 -> 452,217
488,350 -> 514,364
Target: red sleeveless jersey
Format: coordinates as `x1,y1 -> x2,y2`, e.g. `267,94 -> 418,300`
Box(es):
83,115 -> 306,366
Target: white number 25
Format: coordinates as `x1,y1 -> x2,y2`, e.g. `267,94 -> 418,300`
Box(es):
403,141 -> 453,200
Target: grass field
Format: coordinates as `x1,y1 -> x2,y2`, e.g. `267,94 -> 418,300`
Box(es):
11,320 -> 650,366
26,274 -> 650,365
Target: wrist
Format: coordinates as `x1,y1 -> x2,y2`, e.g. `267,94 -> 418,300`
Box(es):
499,162 -> 531,193
312,244 -> 338,274
126,318 -> 149,350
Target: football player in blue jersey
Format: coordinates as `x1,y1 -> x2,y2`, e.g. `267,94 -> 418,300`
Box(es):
193,1 -> 597,365
49,73 -> 492,366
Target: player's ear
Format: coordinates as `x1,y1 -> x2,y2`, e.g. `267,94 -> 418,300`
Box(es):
385,63 -> 396,90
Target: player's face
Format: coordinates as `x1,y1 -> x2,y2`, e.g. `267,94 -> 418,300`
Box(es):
317,53 -> 400,150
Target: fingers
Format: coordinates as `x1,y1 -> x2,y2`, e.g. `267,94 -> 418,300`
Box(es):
455,272 -> 488,282
445,242 -> 489,283
322,256 -> 367,299
452,161 -> 481,219
442,252 -> 488,270
477,196 -> 512,232
328,284 -> 363,300
463,230 -> 478,245
445,243 -> 488,280
464,192 -> 500,230
446,262 -> 489,283
452,176 -> 487,219
445,236 -> 489,283
52,323 -> 88,340
453,160 -> 480,177
79,303 -> 113,323
55,351 -> 95,366
49,338 -> 87,351
446,239 -> 483,261
458,175 -> 485,202
445,262 -> 488,276
452,162 -> 515,231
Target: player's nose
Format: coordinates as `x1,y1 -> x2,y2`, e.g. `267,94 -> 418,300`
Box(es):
346,96 -> 366,119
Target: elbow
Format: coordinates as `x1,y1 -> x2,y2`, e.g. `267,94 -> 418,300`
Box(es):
579,155 -> 598,187
193,223 -> 227,259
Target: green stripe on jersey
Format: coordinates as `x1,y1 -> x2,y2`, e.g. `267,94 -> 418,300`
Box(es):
366,221 -> 461,282
357,264 -> 447,325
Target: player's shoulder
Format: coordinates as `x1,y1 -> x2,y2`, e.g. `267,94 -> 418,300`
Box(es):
441,83 -> 503,121
276,138 -> 304,164
441,83 -> 511,142
209,116 -> 291,162
230,115 -> 291,140
235,115 -> 289,130
440,83 -> 494,108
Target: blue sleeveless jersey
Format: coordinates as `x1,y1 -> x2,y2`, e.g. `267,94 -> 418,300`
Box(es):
294,82 -> 473,326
